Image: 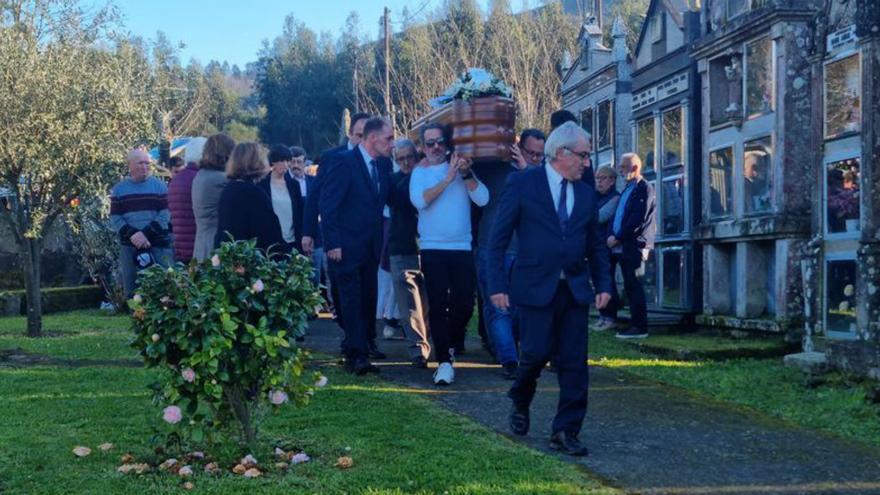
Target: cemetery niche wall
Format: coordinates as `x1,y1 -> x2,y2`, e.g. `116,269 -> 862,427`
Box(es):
692,0 -> 820,337
629,0 -> 703,326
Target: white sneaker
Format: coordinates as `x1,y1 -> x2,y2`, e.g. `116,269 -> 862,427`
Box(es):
593,319 -> 616,332
433,362 -> 455,386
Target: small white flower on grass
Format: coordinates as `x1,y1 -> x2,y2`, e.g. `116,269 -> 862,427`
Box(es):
72,446 -> 91,457
290,452 -> 310,465
315,375 -> 328,388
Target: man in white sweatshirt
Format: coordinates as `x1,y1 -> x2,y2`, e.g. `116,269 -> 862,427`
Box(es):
409,123 -> 488,385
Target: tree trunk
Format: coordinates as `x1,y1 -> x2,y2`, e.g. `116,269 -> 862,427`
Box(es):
22,238 -> 43,338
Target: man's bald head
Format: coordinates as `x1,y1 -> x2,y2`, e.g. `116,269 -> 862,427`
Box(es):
127,148 -> 151,182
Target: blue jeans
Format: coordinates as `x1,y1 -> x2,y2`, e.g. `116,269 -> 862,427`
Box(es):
120,244 -> 173,297
311,247 -> 333,304
476,248 -> 519,366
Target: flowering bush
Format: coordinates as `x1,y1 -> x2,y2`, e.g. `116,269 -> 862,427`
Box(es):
430,68 -> 513,107
130,240 -> 323,449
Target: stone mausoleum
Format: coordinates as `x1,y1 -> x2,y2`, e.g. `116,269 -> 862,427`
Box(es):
563,0 -> 880,377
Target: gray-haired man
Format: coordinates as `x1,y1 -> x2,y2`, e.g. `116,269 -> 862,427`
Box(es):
388,139 -> 431,367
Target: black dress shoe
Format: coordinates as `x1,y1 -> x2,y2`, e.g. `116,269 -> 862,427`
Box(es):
509,405 -> 529,436
549,431 -> 589,456
411,356 -> 428,369
352,357 -> 380,376
368,341 -> 387,360
501,363 -> 518,380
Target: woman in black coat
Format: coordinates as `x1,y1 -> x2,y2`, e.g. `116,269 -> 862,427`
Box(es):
215,142 -> 288,256
257,144 -> 304,253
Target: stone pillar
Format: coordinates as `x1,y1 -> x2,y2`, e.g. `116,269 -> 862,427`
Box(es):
777,237 -> 809,335
779,21 -> 815,216
856,15 -> 880,343
681,97 -> 692,235
704,244 -> 732,315
736,242 -> 767,318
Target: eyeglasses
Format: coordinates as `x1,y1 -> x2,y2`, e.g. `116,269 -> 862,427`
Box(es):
424,138 -> 445,148
564,147 -> 590,161
522,148 -> 544,160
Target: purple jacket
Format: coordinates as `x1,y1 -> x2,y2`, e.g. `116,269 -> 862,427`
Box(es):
168,163 -> 198,262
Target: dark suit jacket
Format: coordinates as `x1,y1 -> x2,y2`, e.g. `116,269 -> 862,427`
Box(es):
215,180 -> 288,256
303,143 -> 348,244
612,178 -> 656,251
319,148 -> 392,268
258,173 -> 304,251
487,165 -> 612,308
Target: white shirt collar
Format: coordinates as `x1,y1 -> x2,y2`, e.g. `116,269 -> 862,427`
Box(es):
358,144 -> 376,165
545,162 -> 565,185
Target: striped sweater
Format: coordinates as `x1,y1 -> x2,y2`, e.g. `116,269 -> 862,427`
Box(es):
110,176 -> 171,248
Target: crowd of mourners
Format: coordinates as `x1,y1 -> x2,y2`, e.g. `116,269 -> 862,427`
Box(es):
110,109 -> 655,456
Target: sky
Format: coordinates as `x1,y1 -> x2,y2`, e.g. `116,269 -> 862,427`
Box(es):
88,0 -> 497,68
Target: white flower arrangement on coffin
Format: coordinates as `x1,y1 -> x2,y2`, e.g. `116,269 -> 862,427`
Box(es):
429,68 -> 513,108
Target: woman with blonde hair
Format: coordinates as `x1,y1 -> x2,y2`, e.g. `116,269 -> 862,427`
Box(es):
214,142 -> 287,254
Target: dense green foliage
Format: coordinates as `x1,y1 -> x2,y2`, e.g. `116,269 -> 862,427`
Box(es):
129,240 -> 321,449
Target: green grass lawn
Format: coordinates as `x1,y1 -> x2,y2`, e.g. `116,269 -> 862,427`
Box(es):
589,331 -> 880,448
628,333 -> 785,353
0,312 -> 615,495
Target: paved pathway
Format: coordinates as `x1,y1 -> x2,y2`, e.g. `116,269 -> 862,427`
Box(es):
305,318 -> 880,495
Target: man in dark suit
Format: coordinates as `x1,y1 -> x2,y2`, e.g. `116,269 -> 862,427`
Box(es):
488,121 -> 612,456
288,147 -> 326,301
302,112 -> 371,257
302,113 -> 381,356
607,152 -> 656,340
319,117 -> 394,375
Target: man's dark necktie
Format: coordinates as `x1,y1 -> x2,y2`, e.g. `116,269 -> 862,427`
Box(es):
557,179 -> 569,231
369,159 -> 380,193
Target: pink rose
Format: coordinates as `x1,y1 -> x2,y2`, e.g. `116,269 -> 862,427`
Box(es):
181,368 -> 196,383
315,375 -> 328,388
268,390 -> 288,405
251,279 -> 264,293
163,405 -> 182,424
210,254 -> 221,267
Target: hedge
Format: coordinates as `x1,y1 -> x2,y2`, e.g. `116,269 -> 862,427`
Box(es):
0,285 -> 104,317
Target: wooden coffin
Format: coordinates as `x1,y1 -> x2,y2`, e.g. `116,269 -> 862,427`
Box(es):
410,96 -> 516,162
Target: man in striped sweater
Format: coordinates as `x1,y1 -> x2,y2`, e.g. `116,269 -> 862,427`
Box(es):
110,149 -> 173,297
